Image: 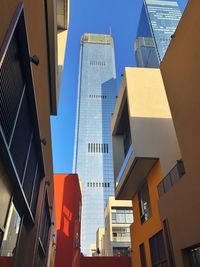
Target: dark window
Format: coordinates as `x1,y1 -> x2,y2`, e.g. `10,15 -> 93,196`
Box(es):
0,229 -> 3,248
38,194 -> 51,257
88,143 -> 108,153
163,219 -> 175,267
0,5 -> 44,224
113,247 -> 130,256
186,245 -> 200,267
149,231 -> 168,267
138,183 -> 151,224
123,123 -> 131,156
30,165 -> 42,216
140,243 -> 147,267
157,160 -> 185,198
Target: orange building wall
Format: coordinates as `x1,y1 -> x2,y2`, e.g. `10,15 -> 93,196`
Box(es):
130,162 -> 163,267
54,174 -> 81,267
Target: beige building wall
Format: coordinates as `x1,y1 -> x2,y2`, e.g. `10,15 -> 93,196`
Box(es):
160,0 -> 200,266
103,197 -> 132,256
112,68 -> 181,200
96,228 -> 105,255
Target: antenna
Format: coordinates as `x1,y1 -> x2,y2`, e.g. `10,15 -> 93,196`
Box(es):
109,26 -> 112,35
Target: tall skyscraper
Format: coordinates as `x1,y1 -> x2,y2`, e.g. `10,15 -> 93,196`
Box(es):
73,33 -> 117,255
135,0 -> 182,67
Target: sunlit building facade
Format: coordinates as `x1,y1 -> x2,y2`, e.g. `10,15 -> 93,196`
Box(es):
73,33 -> 117,255
135,0 -> 182,67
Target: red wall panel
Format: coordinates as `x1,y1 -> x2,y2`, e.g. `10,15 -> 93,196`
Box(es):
0,257 -> 13,267
80,256 -> 132,267
54,174 -> 81,267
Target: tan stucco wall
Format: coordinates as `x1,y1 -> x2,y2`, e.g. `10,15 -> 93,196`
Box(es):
160,0 -> 200,266
125,68 -> 180,177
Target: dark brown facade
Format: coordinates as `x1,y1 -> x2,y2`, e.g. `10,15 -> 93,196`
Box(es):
160,0 -> 200,266
0,1 -> 66,266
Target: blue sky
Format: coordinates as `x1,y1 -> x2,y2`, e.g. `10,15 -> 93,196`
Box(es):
51,0 -> 188,173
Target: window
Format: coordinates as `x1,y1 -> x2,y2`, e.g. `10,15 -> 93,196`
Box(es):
0,202 -> 21,257
88,143 -> 108,153
186,245 -> 200,267
123,122 -> 131,157
138,183 -> 151,224
149,231 -> 168,267
112,227 -> 131,242
111,208 -> 133,224
90,60 -> 106,66
38,193 -> 51,257
113,247 -> 130,256
157,160 -> 185,198
89,95 -> 107,99
140,243 -> 147,267
163,219 -> 175,267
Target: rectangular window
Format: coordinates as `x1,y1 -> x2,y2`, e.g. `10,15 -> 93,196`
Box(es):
149,231 -> 168,267
38,193 -> 51,257
163,219 -> 175,267
88,143 -> 109,153
111,208 -> 133,224
157,160 -> 185,198
138,183 -> 151,224
112,227 -> 131,242
140,243 -> 147,267
185,245 -> 200,267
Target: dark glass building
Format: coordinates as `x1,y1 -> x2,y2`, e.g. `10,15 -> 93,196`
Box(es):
135,0 -> 182,67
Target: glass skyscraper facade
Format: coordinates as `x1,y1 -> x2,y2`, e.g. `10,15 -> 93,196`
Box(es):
135,0 -> 182,67
73,33 -> 116,255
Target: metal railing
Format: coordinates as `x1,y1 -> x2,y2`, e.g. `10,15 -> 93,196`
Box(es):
116,144 -> 133,183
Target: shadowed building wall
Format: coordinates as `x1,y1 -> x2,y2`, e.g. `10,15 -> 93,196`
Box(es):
160,0 -> 200,266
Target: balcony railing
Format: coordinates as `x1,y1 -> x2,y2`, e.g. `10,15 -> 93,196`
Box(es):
116,144 -> 134,183
157,160 -> 185,198
113,236 -> 131,242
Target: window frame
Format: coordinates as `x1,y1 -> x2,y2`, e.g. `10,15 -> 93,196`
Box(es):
138,182 -> 152,224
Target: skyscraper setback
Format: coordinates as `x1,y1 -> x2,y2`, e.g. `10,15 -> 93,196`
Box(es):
135,0 -> 182,67
73,33 -> 117,255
